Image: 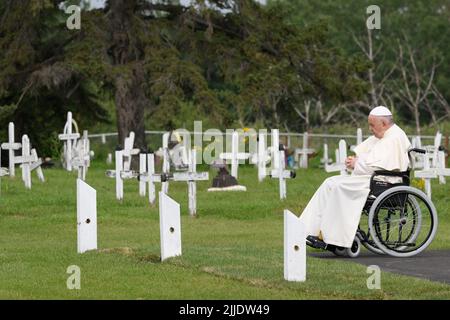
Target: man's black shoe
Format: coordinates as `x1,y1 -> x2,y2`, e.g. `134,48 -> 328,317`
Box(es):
306,235 -> 328,249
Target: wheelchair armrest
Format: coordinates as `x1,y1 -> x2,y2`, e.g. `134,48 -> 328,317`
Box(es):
370,170 -> 410,189
373,170 -> 410,177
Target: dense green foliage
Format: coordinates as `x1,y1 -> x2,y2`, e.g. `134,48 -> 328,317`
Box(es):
0,0 -> 448,157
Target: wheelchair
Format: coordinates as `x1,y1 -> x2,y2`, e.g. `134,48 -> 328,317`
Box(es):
308,148 -> 439,258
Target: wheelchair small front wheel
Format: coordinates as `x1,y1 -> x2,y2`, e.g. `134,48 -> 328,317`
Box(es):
345,237 -> 361,258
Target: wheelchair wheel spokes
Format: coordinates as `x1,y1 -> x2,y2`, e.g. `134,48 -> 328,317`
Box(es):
359,210 -> 384,255
369,186 -> 438,257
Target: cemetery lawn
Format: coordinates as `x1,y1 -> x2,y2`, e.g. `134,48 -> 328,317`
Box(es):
1,163 -> 449,300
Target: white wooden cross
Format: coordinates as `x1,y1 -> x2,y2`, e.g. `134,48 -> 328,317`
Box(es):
71,130 -> 92,180
294,132 -> 315,169
220,131 -> 250,179
270,149 -> 295,200
122,131 -> 140,172
1,122 -> 21,177
58,112 -> 80,171
325,139 -> 348,175
15,135 -> 45,189
284,209 -> 306,282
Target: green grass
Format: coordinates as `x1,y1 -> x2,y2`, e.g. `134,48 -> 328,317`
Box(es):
0,162 -> 449,299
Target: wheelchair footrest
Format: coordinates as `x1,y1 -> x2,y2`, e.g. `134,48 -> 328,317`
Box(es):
307,235 -> 330,250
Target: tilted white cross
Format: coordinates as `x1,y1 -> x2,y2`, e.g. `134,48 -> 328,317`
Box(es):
71,130 -> 92,180
15,135 -> 44,189
58,112 -> 80,171
1,122 -> 21,177
122,131 -> 140,172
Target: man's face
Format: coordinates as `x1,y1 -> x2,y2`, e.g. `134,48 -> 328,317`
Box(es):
368,115 -> 387,139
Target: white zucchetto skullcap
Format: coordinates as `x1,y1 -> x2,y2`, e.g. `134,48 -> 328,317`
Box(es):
369,106 -> 392,116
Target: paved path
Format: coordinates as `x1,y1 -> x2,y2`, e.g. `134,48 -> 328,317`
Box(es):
310,250 -> 450,284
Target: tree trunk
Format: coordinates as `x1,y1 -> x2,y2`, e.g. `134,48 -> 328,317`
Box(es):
108,0 -> 147,151
114,67 -> 146,150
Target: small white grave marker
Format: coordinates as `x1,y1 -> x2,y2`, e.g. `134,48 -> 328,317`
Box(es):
325,139 -> 348,175
159,192 -> 182,261
77,179 -> 97,254
284,210 -> 306,282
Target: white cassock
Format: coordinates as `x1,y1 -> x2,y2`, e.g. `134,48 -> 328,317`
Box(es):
299,124 -> 411,248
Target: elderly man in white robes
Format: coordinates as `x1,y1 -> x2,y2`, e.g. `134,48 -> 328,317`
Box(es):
300,106 -> 411,249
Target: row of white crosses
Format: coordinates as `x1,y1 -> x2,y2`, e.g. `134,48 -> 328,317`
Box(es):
58,112 -> 93,180
107,131 -> 208,216
256,129 -> 296,199
1,122 -> 45,189
413,132 -> 449,199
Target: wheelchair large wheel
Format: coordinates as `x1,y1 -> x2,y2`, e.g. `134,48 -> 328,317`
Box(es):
358,211 -> 385,255
368,186 -> 438,257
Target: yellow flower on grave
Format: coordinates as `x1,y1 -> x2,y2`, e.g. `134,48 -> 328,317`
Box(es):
411,178 -> 425,192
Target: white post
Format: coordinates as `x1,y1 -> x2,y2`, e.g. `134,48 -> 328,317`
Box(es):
21,135 -> 31,189
438,150 -> 446,184
231,131 -> 239,178
339,139 -> 347,175
159,192 -> 182,261
424,156 -> 432,198
279,150 -> 287,200
101,134 -> 106,144
323,144 -> 329,168
139,153 -> 147,197
258,132 -> 267,182
148,153 -> 156,204
77,179 -> 97,254
356,128 -> 363,146
8,122 -> 15,176
115,150 -> 123,200
162,133 -> 170,194
188,149 -> 197,216
66,112 -> 73,171
272,129 -> 279,170
300,132 -> 308,168
284,210 -> 306,282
